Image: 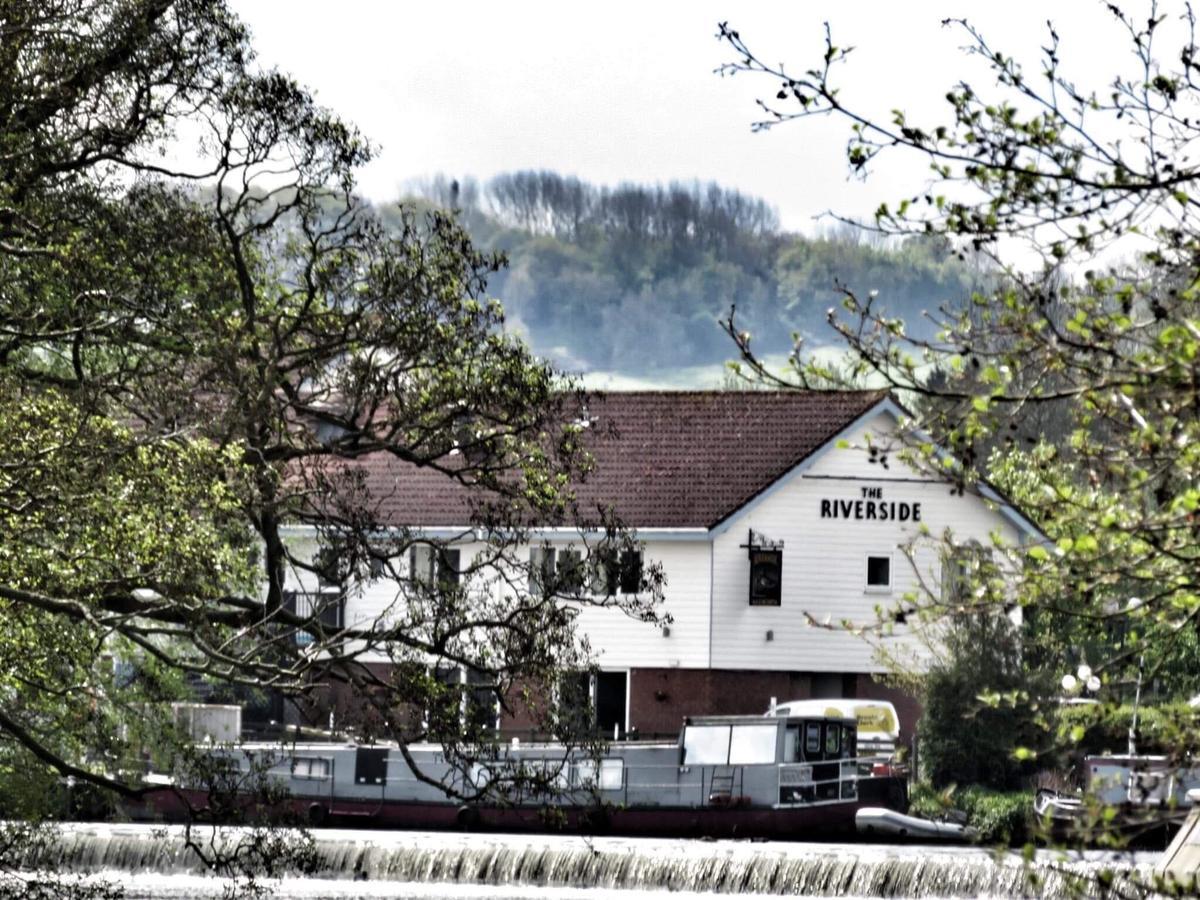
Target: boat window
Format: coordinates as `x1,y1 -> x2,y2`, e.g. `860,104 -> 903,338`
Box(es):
824,723 -> 840,756
572,759 -> 596,788
729,724 -> 778,765
599,759 -> 624,791
683,725 -> 731,765
292,756 -> 331,779
805,722 -> 821,755
470,763 -> 493,789
842,725 -> 857,759
540,758 -> 567,790
784,726 -> 801,762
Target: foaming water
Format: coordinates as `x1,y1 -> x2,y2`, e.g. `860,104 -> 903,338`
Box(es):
92,874 -> 914,899
22,824 -> 1157,898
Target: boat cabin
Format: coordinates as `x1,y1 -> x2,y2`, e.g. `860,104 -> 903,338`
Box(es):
768,699 -> 899,757
680,714 -> 857,805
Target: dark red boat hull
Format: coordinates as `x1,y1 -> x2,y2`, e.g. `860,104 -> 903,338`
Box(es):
132,776 -> 905,840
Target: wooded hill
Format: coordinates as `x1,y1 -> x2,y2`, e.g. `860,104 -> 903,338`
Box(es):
390,172 -> 987,375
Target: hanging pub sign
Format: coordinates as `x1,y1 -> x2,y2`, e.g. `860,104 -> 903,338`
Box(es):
741,529 -> 783,606
749,549 -> 782,605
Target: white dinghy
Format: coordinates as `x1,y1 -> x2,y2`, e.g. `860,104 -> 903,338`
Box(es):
855,806 -> 977,841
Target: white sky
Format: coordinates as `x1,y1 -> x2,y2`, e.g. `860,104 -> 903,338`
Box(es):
228,1 -> 1132,234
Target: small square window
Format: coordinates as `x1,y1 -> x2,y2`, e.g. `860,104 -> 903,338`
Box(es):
866,555 -> 891,589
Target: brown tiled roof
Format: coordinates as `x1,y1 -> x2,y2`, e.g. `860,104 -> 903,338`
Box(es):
350,390 -> 888,530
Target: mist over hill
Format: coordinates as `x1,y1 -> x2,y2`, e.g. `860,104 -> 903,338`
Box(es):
385,172 -> 988,379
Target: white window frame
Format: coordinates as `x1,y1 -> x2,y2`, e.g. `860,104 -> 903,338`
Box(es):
550,668 -> 630,737
291,756 -> 332,780
409,544 -> 461,588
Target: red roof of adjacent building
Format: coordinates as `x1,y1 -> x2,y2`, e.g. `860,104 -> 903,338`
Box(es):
343,390 -> 888,530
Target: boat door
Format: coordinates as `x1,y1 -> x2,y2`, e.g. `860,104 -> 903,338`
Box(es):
353,746 -> 389,810
596,671 -> 627,739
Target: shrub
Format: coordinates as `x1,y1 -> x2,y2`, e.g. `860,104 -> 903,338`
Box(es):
919,613 -> 1048,790
909,782 -> 1033,844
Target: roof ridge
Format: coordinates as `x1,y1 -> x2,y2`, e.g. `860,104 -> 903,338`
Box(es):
584,388 -> 888,395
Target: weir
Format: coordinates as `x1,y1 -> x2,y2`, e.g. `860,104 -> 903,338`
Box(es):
24,823 -> 1154,898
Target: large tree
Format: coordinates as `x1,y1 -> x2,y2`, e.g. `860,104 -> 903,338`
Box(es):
717,6 -> 1200,728
0,0 -> 661,873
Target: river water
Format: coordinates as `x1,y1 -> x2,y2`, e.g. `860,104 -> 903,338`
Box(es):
26,823 -> 1159,898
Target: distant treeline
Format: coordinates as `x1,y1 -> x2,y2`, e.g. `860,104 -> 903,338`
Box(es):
389,172 -> 986,374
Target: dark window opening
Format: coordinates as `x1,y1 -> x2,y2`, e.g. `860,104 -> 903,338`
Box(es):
425,665 -> 463,737
866,555 -> 891,588
464,667 -> 498,733
438,548 -> 460,586
282,590 -> 343,645
316,594 -> 342,629
313,545 -> 347,589
555,671 -> 627,738
556,671 -> 593,735
618,551 -> 642,595
529,546 -> 556,593
590,547 -> 640,596
557,549 -> 585,594
595,671 -> 628,738
841,724 -> 856,759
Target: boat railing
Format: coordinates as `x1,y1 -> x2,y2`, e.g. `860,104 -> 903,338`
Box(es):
777,758 -> 861,807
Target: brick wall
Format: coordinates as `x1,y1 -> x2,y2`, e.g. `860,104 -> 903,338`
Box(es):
628,668 -> 815,738
298,662 -> 923,749
627,668 -> 921,745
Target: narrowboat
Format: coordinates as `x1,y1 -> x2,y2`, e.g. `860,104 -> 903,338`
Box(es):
137,712 -> 907,839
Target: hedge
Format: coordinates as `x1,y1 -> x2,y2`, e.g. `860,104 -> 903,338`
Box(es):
909,782 -> 1033,844
1055,702 -> 1200,758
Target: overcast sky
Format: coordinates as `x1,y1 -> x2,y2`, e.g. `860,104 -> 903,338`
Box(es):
229,2 -> 1129,234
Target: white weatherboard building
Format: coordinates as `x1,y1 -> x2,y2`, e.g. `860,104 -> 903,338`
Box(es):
284,391 -> 1041,745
